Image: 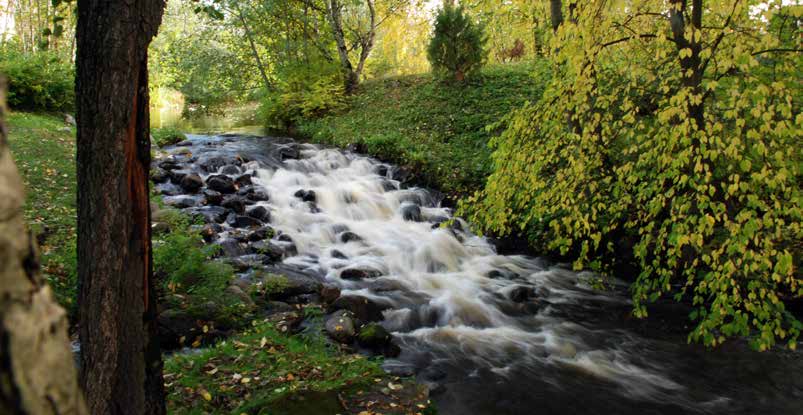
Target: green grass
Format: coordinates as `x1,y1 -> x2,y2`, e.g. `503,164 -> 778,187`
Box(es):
165,319 -> 385,414
152,126 -> 187,147
7,111 -> 78,315
297,61 -> 550,199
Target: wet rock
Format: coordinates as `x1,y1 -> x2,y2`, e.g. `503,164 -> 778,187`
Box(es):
235,174 -> 252,187
225,258 -> 251,272
247,226 -> 275,242
340,267 -> 382,280
150,167 -> 170,183
199,155 -> 240,172
331,295 -> 391,323
168,170 -> 187,185
369,279 -> 406,292
382,362 -> 415,377
180,173 -> 204,193
263,273 -> 322,301
400,204 -> 422,222
206,174 -> 236,194
200,223 -> 222,242
326,310 -> 357,343
486,270 -> 505,279
187,206 -> 228,224
225,285 -> 255,307
227,214 -> 262,229
246,205 -> 270,222
221,196 -> 246,214
381,180 -> 398,192
247,189 -> 270,202
509,286 -> 536,303
164,196 -> 197,209
250,240 -> 284,261
279,145 -> 300,160
382,338 -> 402,358
294,189 -> 316,202
374,164 -> 389,177
330,249 -> 348,260
267,311 -> 304,334
220,165 -> 241,175
339,231 -> 362,243
217,238 -> 246,257
158,308 -> 199,350
421,367 -> 447,382
203,189 -> 223,205
158,160 -> 181,171
320,284 -> 341,304
357,323 -> 391,349
175,139 -> 193,147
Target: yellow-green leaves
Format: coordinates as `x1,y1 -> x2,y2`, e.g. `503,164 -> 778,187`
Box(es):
462,0 -> 802,351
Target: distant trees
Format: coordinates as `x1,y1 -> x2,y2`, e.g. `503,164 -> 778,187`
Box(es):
0,78 -> 87,415
427,4 -> 487,82
75,0 -> 166,413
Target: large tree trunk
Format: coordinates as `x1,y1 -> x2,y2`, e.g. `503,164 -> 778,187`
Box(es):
75,1 -> 165,414
0,79 -> 88,414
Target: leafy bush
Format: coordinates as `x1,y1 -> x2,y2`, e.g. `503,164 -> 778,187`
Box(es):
427,4 -> 487,82
259,62 -> 345,131
0,44 -> 74,111
463,2 -> 801,350
151,126 -> 187,147
153,212 -> 234,302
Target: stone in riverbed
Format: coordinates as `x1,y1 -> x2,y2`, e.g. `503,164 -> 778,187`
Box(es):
330,249 -> 348,260
206,174 -> 236,194
220,165 -> 241,175
187,206 -> 228,224
509,286 -> 536,303
216,238 -> 245,257
400,204 -> 422,222
340,267 -> 382,280
235,174 -> 252,187
200,223 -> 222,242
221,196 -> 246,214
226,214 -> 262,229
294,189 -> 316,202
180,173 -> 204,193
199,155 -> 240,173
250,240 -> 284,261
150,167 -> 169,183
320,284 -> 341,304
247,226 -> 275,242
331,295 -> 391,323
339,231 -> 362,243
325,310 -> 356,343
164,196 -> 197,209
246,205 -> 270,222
203,189 -> 223,205
357,322 -> 391,349
158,159 -> 181,171
224,285 -> 254,307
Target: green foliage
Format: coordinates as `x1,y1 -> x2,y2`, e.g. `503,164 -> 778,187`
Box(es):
7,112 -> 77,318
427,4 -> 488,82
259,62 -> 345,130
165,320 -> 384,414
151,126 -> 187,147
153,212 -> 234,302
463,1 -> 802,350
0,44 -> 74,112
298,62 -> 548,199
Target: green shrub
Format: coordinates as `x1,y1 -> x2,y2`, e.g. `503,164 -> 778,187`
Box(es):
260,62 -> 345,131
153,212 -> 234,301
151,126 -> 187,147
427,4 -> 487,82
0,44 -> 74,112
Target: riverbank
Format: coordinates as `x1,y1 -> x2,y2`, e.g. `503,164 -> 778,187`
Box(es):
296,62 -> 549,203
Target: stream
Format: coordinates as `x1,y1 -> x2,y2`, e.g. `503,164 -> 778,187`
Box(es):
155,133 -> 802,415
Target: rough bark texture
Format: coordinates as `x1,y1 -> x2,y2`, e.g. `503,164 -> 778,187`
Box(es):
75,1 -> 165,414
326,0 -> 376,94
0,80 -> 88,414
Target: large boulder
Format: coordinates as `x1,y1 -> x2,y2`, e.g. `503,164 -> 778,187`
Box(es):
331,295 -> 391,323
150,167 -> 170,183
203,189 -> 223,205
400,204 -> 422,222
250,240 -> 284,261
199,155 -> 240,173
325,310 -> 357,343
180,173 -> 204,193
320,284 -> 341,304
247,226 -> 275,242
158,308 -> 200,350
217,238 -> 246,257
509,286 -> 536,303
235,174 -> 252,187
206,174 -> 236,194
339,231 -> 362,243
164,196 -> 197,209
357,322 -> 391,349
187,206 -> 228,223
220,165 -> 241,175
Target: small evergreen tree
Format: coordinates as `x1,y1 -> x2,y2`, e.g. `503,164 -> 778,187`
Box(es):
427,4 -> 487,82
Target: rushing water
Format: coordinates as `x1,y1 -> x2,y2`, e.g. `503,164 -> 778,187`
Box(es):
160,134 -> 802,415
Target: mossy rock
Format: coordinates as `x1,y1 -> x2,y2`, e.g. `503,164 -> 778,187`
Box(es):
357,323 -> 391,348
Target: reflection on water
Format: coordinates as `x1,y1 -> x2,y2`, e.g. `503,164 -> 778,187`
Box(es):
150,89 -> 262,134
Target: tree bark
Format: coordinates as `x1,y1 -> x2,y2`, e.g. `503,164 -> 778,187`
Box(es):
75,1 -> 165,414
326,0 -> 359,93
0,79 -> 88,415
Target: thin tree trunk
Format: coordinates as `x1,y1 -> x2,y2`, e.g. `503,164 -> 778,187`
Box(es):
326,0 -> 359,93
234,4 -> 272,91
354,0 -> 376,82
75,1 -> 165,414
0,79 -> 88,415
549,0 -> 563,32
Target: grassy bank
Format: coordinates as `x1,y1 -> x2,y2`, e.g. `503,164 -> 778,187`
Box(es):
7,112 -> 78,313
297,62 -> 549,200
